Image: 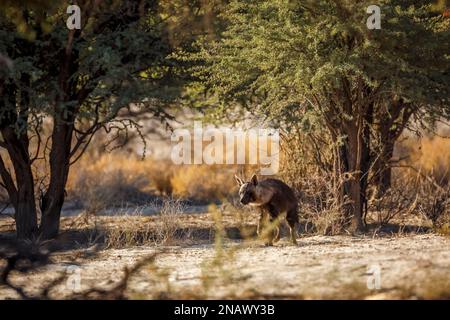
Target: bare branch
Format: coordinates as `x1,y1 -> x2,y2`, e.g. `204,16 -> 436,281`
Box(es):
392,164 -> 446,192
30,126 -> 42,164
0,154 -> 17,207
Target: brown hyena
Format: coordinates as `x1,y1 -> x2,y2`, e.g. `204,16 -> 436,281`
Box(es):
235,174 -> 299,245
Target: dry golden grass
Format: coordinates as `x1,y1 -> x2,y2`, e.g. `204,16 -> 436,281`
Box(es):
399,135 -> 450,183
66,153 -> 238,207
170,165 -> 236,200
79,200 -> 189,248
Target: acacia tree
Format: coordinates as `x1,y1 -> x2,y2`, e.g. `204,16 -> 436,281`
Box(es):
194,0 -> 449,232
0,0 -> 190,239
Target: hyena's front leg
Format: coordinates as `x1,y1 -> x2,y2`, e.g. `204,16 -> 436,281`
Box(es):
258,205 -> 280,246
257,209 -> 268,238
271,221 -> 280,244
257,209 -> 273,246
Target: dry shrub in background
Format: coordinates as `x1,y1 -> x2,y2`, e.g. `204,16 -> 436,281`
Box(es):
69,154 -> 153,213
367,170 -> 448,232
279,129 -> 450,234
170,165 -> 236,201
279,130 -> 348,235
401,135 -> 450,185
393,136 -> 450,232
103,209 -> 152,248
67,153 -> 236,210
300,173 -> 350,235
153,198 -> 186,244
415,182 -> 450,234
148,160 -> 174,196
103,199 -> 186,248
366,171 -> 419,226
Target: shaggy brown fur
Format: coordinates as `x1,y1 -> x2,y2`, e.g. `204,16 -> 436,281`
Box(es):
235,174 -> 299,245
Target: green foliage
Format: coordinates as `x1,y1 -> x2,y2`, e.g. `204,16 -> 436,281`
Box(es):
0,0 -> 225,239
192,0 -> 450,127
0,1 -> 190,135
0,0 -> 59,40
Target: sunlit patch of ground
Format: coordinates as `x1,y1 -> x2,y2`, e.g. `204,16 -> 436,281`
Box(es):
1,209 -> 449,300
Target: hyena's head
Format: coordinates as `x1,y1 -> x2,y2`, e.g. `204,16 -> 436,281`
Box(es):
235,174 -> 259,205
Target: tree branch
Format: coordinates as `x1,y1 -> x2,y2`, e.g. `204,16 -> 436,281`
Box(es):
0,154 -> 17,207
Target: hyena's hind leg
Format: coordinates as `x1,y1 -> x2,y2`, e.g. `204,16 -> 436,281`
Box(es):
286,208 -> 298,245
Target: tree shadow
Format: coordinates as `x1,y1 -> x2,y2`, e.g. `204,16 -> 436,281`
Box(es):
0,219 -> 433,255
365,223 -> 432,235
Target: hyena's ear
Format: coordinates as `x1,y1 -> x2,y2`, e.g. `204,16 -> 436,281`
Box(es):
234,175 -> 244,186
250,174 -> 258,186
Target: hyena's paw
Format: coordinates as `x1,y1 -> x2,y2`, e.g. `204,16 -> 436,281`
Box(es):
273,229 -> 280,243
290,238 -> 298,246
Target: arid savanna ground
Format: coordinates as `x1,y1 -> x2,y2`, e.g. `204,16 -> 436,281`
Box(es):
1,208 -> 449,300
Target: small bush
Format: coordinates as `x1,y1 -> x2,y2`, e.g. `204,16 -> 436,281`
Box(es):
153,198 -> 186,244
367,173 -> 418,226
416,183 -> 450,233
102,199 -> 188,248
103,207 -> 153,248
300,173 -> 349,235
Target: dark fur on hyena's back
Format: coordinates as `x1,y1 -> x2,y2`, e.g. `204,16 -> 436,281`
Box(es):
258,178 -> 298,222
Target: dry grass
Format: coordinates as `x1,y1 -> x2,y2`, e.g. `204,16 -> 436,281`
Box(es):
68,154 -> 154,211
170,165 -> 236,201
299,173 -> 350,235
153,198 -> 186,245
60,199 -> 191,249
400,135 -> 450,184
103,200 -> 189,248
1,126 -> 449,240
102,209 -> 154,249
389,135 -> 450,232
66,153 -> 238,207
277,130 -> 450,235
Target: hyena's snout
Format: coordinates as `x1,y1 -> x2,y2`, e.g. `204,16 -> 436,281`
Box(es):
240,194 -> 251,205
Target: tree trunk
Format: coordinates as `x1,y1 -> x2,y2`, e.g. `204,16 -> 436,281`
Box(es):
338,117 -> 370,233
39,123 -> 73,240
360,103 -> 373,225
15,192 -> 38,239
2,129 -> 38,239
372,141 -> 394,196
0,83 -> 38,239
341,146 -> 366,232
39,29 -> 79,240
372,100 -> 414,197
39,193 -> 64,240
335,143 -> 364,233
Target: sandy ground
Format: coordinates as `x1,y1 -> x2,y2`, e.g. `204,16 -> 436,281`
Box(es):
1,224 -> 449,299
